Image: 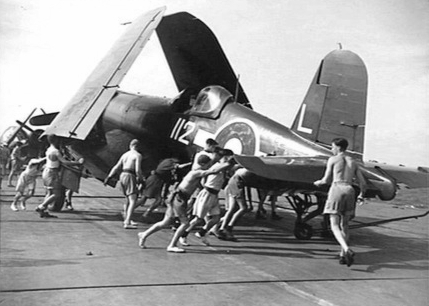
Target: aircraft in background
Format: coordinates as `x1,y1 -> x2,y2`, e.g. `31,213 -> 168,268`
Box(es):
0,108 -> 47,164
29,7 -> 428,238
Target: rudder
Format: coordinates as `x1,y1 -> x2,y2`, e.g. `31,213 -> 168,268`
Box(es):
291,50 -> 368,154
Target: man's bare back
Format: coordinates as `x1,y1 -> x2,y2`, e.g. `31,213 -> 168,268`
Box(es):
120,150 -> 142,174
330,154 -> 357,184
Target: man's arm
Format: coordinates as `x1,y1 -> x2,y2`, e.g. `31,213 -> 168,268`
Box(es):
314,157 -> 333,186
56,152 -> 84,167
135,154 -> 144,183
104,157 -> 123,185
355,164 -> 367,199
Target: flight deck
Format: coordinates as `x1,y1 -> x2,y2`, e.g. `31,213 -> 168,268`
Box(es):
1,177 -> 428,306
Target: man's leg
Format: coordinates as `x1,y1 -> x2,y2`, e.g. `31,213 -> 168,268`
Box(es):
143,196 -> 161,217
220,196 -> 237,232
20,189 -> 34,210
330,214 -> 354,266
7,168 -> 15,186
10,192 -> 22,211
124,194 -> 138,228
138,206 -> 174,248
36,189 -> 58,217
339,215 -> 351,254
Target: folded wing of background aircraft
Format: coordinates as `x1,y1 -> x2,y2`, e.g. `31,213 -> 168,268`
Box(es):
23,7 -> 427,238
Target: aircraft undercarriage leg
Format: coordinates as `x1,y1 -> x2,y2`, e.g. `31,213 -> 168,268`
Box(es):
286,194 -> 327,240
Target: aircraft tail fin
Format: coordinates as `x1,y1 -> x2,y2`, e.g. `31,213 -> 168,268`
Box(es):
291,50 -> 368,154
44,7 -> 166,140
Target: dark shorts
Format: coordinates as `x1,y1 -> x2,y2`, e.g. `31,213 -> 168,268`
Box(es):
42,168 -> 61,190
120,172 -> 138,196
10,160 -> 22,172
170,190 -> 190,220
142,173 -> 163,198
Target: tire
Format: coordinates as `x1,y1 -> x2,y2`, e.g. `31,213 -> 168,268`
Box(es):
294,222 -> 313,240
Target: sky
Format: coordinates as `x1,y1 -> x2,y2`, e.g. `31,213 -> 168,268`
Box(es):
0,0 -> 428,167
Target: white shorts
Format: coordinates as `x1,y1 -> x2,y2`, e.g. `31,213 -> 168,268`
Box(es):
193,188 -> 220,218
16,173 -> 36,194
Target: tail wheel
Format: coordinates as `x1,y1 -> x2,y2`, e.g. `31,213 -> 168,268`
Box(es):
294,222 -> 313,240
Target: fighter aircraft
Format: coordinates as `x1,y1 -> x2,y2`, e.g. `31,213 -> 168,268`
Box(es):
30,7 -> 428,238
0,108 -> 47,162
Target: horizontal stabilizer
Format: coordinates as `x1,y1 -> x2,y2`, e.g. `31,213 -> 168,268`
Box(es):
156,12 -> 251,107
364,161 -> 429,189
44,7 -> 166,139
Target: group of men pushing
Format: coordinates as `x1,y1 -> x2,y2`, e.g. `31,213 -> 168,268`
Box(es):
7,134 -> 366,267
105,136 -> 366,267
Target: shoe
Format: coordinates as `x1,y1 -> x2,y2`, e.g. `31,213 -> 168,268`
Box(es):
130,220 -> 138,226
216,230 -> 227,240
35,207 -> 45,217
179,237 -> 190,246
124,223 -> 138,229
167,246 -> 185,253
345,249 -> 355,267
225,230 -> 237,242
195,232 -> 210,246
271,213 -> 282,220
10,203 -> 18,211
20,202 -> 26,210
138,232 -> 146,249
339,256 -> 347,265
7,184 -> 14,187
65,204 -> 74,211
41,211 -> 57,218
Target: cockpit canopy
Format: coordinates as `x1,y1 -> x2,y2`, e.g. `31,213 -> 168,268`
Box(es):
189,86 -> 234,119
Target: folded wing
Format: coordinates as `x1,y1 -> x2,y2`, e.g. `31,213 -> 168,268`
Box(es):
44,7 -> 166,139
156,12 -> 251,107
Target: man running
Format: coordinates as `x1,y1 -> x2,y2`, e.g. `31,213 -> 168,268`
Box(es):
314,138 -> 366,267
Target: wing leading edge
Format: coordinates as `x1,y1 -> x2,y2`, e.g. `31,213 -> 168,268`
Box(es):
44,7 -> 166,139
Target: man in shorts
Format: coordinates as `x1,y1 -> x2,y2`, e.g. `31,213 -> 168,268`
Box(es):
180,148 -> 234,246
217,167 -> 249,241
10,157 -> 46,211
35,134 -> 84,218
138,155 -> 218,253
7,141 -> 26,187
314,138 -> 366,267
104,139 -> 144,229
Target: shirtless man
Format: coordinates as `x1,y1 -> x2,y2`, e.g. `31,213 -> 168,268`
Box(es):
181,148 -> 234,246
314,138 -> 366,267
7,142 -> 26,187
138,155 -> 218,252
104,139 -> 144,229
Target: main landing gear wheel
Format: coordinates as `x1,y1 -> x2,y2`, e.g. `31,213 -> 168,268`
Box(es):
294,222 -> 313,240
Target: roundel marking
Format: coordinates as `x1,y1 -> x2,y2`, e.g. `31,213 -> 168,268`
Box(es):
215,121 -> 257,155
